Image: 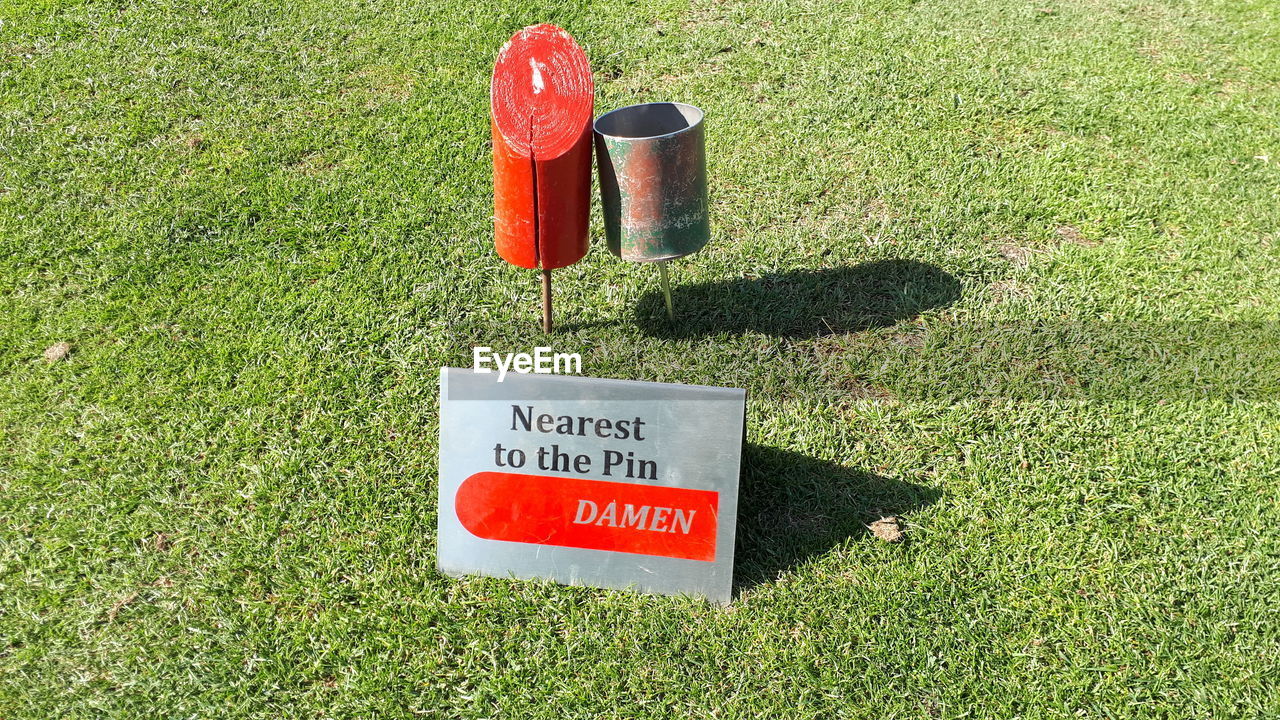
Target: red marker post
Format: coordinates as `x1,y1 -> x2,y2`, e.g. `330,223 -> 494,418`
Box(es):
490,24 -> 594,332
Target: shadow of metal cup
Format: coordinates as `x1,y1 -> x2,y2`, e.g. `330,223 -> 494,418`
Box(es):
594,102 -> 710,262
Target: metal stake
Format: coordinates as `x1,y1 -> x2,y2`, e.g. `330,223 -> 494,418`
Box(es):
658,261 -> 674,320
541,268 -> 553,333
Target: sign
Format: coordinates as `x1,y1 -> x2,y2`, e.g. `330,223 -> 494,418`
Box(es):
437,368 -> 746,603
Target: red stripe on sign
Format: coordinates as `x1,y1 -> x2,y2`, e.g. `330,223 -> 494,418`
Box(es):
456,472 -> 719,562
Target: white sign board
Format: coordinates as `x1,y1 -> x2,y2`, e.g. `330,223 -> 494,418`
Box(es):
437,368 -> 746,603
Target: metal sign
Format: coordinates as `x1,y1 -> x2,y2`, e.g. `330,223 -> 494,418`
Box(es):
437,368 -> 746,603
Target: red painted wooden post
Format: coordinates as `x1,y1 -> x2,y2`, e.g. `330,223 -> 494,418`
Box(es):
490,24 -> 594,332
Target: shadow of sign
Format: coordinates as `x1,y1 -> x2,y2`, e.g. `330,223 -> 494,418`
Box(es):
636,259 -> 961,339
733,444 -> 940,593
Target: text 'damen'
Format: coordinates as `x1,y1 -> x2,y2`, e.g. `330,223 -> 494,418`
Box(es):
572,500 -> 695,534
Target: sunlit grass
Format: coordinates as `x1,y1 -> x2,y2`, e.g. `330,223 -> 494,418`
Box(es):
2,0 -> 1278,717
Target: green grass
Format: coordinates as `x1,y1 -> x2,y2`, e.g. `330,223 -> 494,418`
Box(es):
3,0 -> 1279,716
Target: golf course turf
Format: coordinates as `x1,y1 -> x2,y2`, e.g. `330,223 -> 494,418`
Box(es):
2,0 -> 1278,717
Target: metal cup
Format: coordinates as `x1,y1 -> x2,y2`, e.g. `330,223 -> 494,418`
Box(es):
594,102 -> 709,263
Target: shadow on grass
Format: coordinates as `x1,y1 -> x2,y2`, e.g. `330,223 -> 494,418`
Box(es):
636,259 -> 961,338
733,444 -> 940,593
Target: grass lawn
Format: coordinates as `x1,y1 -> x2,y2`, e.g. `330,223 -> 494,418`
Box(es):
3,0 -> 1279,716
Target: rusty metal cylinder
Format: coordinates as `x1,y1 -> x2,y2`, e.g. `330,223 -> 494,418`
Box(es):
594,102 -> 709,263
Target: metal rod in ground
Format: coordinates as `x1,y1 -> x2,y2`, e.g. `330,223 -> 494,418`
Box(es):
541,269 -> 553,333
658,261 -> 674,320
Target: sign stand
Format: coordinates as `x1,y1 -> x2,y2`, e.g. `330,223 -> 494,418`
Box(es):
541,268 -> 553,332
658,260 -> 675,319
